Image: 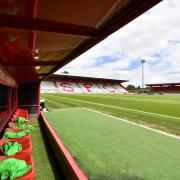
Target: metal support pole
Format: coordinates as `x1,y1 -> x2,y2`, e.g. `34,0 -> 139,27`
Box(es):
141,60 -> 145,89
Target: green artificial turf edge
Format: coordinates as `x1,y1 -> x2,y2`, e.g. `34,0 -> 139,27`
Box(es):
45,108 -> 180,180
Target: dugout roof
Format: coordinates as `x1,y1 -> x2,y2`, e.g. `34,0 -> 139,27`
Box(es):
48,74 -> 127,84
0,0 -> 162,84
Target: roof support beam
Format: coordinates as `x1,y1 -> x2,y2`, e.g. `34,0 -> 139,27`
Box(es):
2,61 -> 60,66
37,73 -> 49,76
14,73 -> 49,79
0,14 -> 96,37
28,0 -> 38,51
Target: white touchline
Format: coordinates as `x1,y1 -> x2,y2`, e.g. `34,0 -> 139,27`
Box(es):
49,106 -> 180,140
45,94 -> 180,139
48,94 -> 180,120
51,107 -> 83,111
82,108 -> 180,140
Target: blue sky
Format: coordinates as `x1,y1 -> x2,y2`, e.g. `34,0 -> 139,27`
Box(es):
57,0 -> 180,86
94,56 -> 118,67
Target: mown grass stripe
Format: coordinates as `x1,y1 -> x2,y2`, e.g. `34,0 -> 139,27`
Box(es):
83,108 -> 180,139
48,94 -> 180,120
41,93 -> 180,135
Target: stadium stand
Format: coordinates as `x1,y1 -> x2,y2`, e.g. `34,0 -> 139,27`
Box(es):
41,74 -> 129,94
112,84 -> 128,94
146,83 -> 180,94
56,81 -> 83,93
40,81 -> 59,93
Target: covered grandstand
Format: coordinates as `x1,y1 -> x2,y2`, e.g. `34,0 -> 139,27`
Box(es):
146,82 -> 180,94
41,74 -> 129,94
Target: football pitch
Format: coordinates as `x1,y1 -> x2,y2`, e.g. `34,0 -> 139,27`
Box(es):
41,93 -> 180,135
44,108 -> 180,180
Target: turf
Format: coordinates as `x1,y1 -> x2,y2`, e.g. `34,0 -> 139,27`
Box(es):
41,93 -> 180,135
31,119 -> 63,180
45,108 -> 180,180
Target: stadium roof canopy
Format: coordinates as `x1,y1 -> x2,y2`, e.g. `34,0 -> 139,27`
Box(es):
49,74 -> 127,84
0,0 -> 162,84
146,83 -> 180,87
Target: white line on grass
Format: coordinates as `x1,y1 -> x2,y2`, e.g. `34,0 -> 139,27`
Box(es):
49,95 -> 180,120
50,107 -> 84,112
49,106 -> 180,140
82,108 -> 180,140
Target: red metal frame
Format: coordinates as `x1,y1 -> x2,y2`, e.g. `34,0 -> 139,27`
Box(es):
8,87 -> 12,114
0,83 -> 18,132
38,82 -> 40,115
119,83 -> 130,93
146,82 -> 180,87
0,14 -> 95,37
18,105 -> 39,107
2,61 -> 62,66
15,87 -> 18,109
12,88 -> 18,113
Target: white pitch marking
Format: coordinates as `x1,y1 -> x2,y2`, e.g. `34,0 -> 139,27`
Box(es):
46,95 -> 180,139
45,94 -> 180,139
49,107 -> 83,112
48,95 -> 180,120
82,107 -> 180,140
47,105 -> 180,140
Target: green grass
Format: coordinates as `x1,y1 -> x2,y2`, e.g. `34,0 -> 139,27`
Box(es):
41,93 -> 180,135
31,119 -> 63,180
45,108 -> 180,180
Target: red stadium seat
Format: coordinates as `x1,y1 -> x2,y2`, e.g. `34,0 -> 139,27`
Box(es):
0,138 -> 32,159
15,109 -> 29,119
8,122 -> 29,128
0,155 -> 35,180
4,128 -> 31,145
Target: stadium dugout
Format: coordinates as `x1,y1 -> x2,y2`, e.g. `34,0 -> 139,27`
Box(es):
0,1 -> 162,179
146,82 -> 180,94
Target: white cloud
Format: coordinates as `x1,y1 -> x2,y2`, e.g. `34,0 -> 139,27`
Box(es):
56,0 -> 180,86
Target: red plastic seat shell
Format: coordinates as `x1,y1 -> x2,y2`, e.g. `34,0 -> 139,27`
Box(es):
0,155 -> 35,180
0,138 -> 32,160
0,139 -> 34,179
16,155 -> 35,180
4,128 -> 31,145
15,109 -> 29,119
8,122 -> 29,128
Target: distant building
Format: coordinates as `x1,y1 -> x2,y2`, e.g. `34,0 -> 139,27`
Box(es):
146,83 -> 180,94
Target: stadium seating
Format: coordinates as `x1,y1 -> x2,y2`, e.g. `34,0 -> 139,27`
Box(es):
40,81 -> 59,93
56,82 -> 83,93
78,83 -> 101,94
41,80 -> 128,94
112,84 -> 128,94
0,108 -> 35,180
